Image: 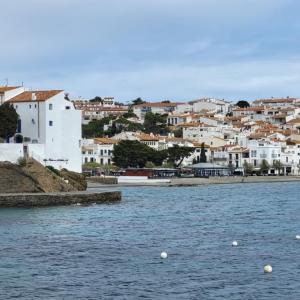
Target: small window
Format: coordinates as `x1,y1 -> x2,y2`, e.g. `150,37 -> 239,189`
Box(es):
49,104 -> 53,110
35,104 -> 37,108
49,121 -> 53,126
29,104 -> 31,109
65,106 -> 70,110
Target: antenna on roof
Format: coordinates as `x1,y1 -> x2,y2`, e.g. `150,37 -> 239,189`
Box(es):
4,78 -> 8,86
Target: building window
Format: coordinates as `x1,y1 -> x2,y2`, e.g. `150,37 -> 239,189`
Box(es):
29,104 -> 31,109
49,121 -> 53,126
17,119 -> 21,133
235,154 -> 239,160
49,104 -> 53,110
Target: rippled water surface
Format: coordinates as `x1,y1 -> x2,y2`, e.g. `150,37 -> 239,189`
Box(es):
1,182 -> 300,299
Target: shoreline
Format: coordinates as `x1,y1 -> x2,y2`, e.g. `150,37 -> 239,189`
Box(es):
88,175 -> 300,188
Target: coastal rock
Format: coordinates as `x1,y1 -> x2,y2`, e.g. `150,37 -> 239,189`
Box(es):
0,159 -> 87,193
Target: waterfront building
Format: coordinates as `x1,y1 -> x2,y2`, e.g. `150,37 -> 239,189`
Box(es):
191,162 -> 231,177
0,89 -> 82,173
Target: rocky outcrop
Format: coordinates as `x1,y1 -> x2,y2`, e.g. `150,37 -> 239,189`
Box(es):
60,168 -> 87,191
0,162 -> 43,193
0,159 -> 87,193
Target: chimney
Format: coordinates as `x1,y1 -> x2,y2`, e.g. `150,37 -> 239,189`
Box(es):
32,92 -> 37,101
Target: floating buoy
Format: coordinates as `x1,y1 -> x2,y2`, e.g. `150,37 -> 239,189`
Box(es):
232,240 -> 238,247
160,251 -> 168,259
296,235 -> 300,240
76,203 -> 81,206
264,265 -> 272,273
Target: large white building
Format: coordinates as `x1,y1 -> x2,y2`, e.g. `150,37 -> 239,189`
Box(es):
1,89 -> 82,173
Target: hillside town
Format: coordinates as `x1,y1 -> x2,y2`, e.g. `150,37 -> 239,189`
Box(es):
1,85 -> 300,178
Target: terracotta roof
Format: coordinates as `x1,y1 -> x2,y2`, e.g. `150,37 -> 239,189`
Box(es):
253,98 -> 297,104
8,90 -> 63,103
286,118 -> 300,125
0,86 -> 20,93
233,106 -> 265,112
133,102 -> 183,108
94,137 -> 118,144
136,133 -> 160,141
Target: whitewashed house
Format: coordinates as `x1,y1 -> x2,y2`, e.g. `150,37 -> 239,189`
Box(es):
247,139 -> 282,171
5,90 -> 82,172
82,138 -> 116,165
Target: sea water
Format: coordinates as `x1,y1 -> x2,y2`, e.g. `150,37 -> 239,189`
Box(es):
0,182 -> 300,299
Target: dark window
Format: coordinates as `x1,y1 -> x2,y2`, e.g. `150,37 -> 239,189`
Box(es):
49,121 -> 53,126
17,119 -> 21,133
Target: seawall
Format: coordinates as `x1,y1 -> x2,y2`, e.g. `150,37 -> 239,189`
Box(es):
170,176 -> 300,186
0,191 -> 121,207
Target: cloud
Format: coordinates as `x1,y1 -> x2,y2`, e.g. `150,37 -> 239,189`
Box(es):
1,0 -> 300,100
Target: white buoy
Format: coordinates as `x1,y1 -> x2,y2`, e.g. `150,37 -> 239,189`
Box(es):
232,240 -> 238,247
264,265 -> 272,273
295,235 -> 300,240
160,251 -> 168,259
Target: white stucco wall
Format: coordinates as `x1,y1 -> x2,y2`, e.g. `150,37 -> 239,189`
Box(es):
0,144 -> 24,163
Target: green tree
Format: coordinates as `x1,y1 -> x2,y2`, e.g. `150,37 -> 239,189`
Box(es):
260,159 -> 270,175
145,161 -> 156,168
0,102 -> 19,141
200,143 -> 207,163
113,140 -> 154,168
236,100 -> 250,108
132,97 -> 145,105
123,109 -> 137,119
144,112 -> 169,135
272,160 -> 283,175
243,161 -> 254,175
82,116 -> 115,138
167,145 -> 194,167
173,127 -> 183,138
89,96 -> 103,103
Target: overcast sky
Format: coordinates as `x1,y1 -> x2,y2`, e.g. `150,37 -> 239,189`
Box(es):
1,0 -> 300,102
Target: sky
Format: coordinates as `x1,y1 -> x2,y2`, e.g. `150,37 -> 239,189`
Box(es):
1,0 -> 300,102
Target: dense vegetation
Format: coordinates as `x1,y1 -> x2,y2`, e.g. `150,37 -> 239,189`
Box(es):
0,102 -> 19,141
112,140 -> 193,168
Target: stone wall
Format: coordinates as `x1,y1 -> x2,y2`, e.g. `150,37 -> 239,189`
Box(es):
0,191 -> 121,207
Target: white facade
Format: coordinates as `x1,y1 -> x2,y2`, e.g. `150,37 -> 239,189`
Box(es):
183,125 -> 223,141
82,139 -> 114,165
4,90 -> 82,173
247,140 -> 282,169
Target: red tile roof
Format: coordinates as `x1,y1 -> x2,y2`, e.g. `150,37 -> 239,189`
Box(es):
8,90 -> 63,103
0,86 -> 20,93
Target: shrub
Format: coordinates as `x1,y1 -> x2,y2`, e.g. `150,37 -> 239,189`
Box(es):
46,165 -> 61,176
17,157 -> 27,167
